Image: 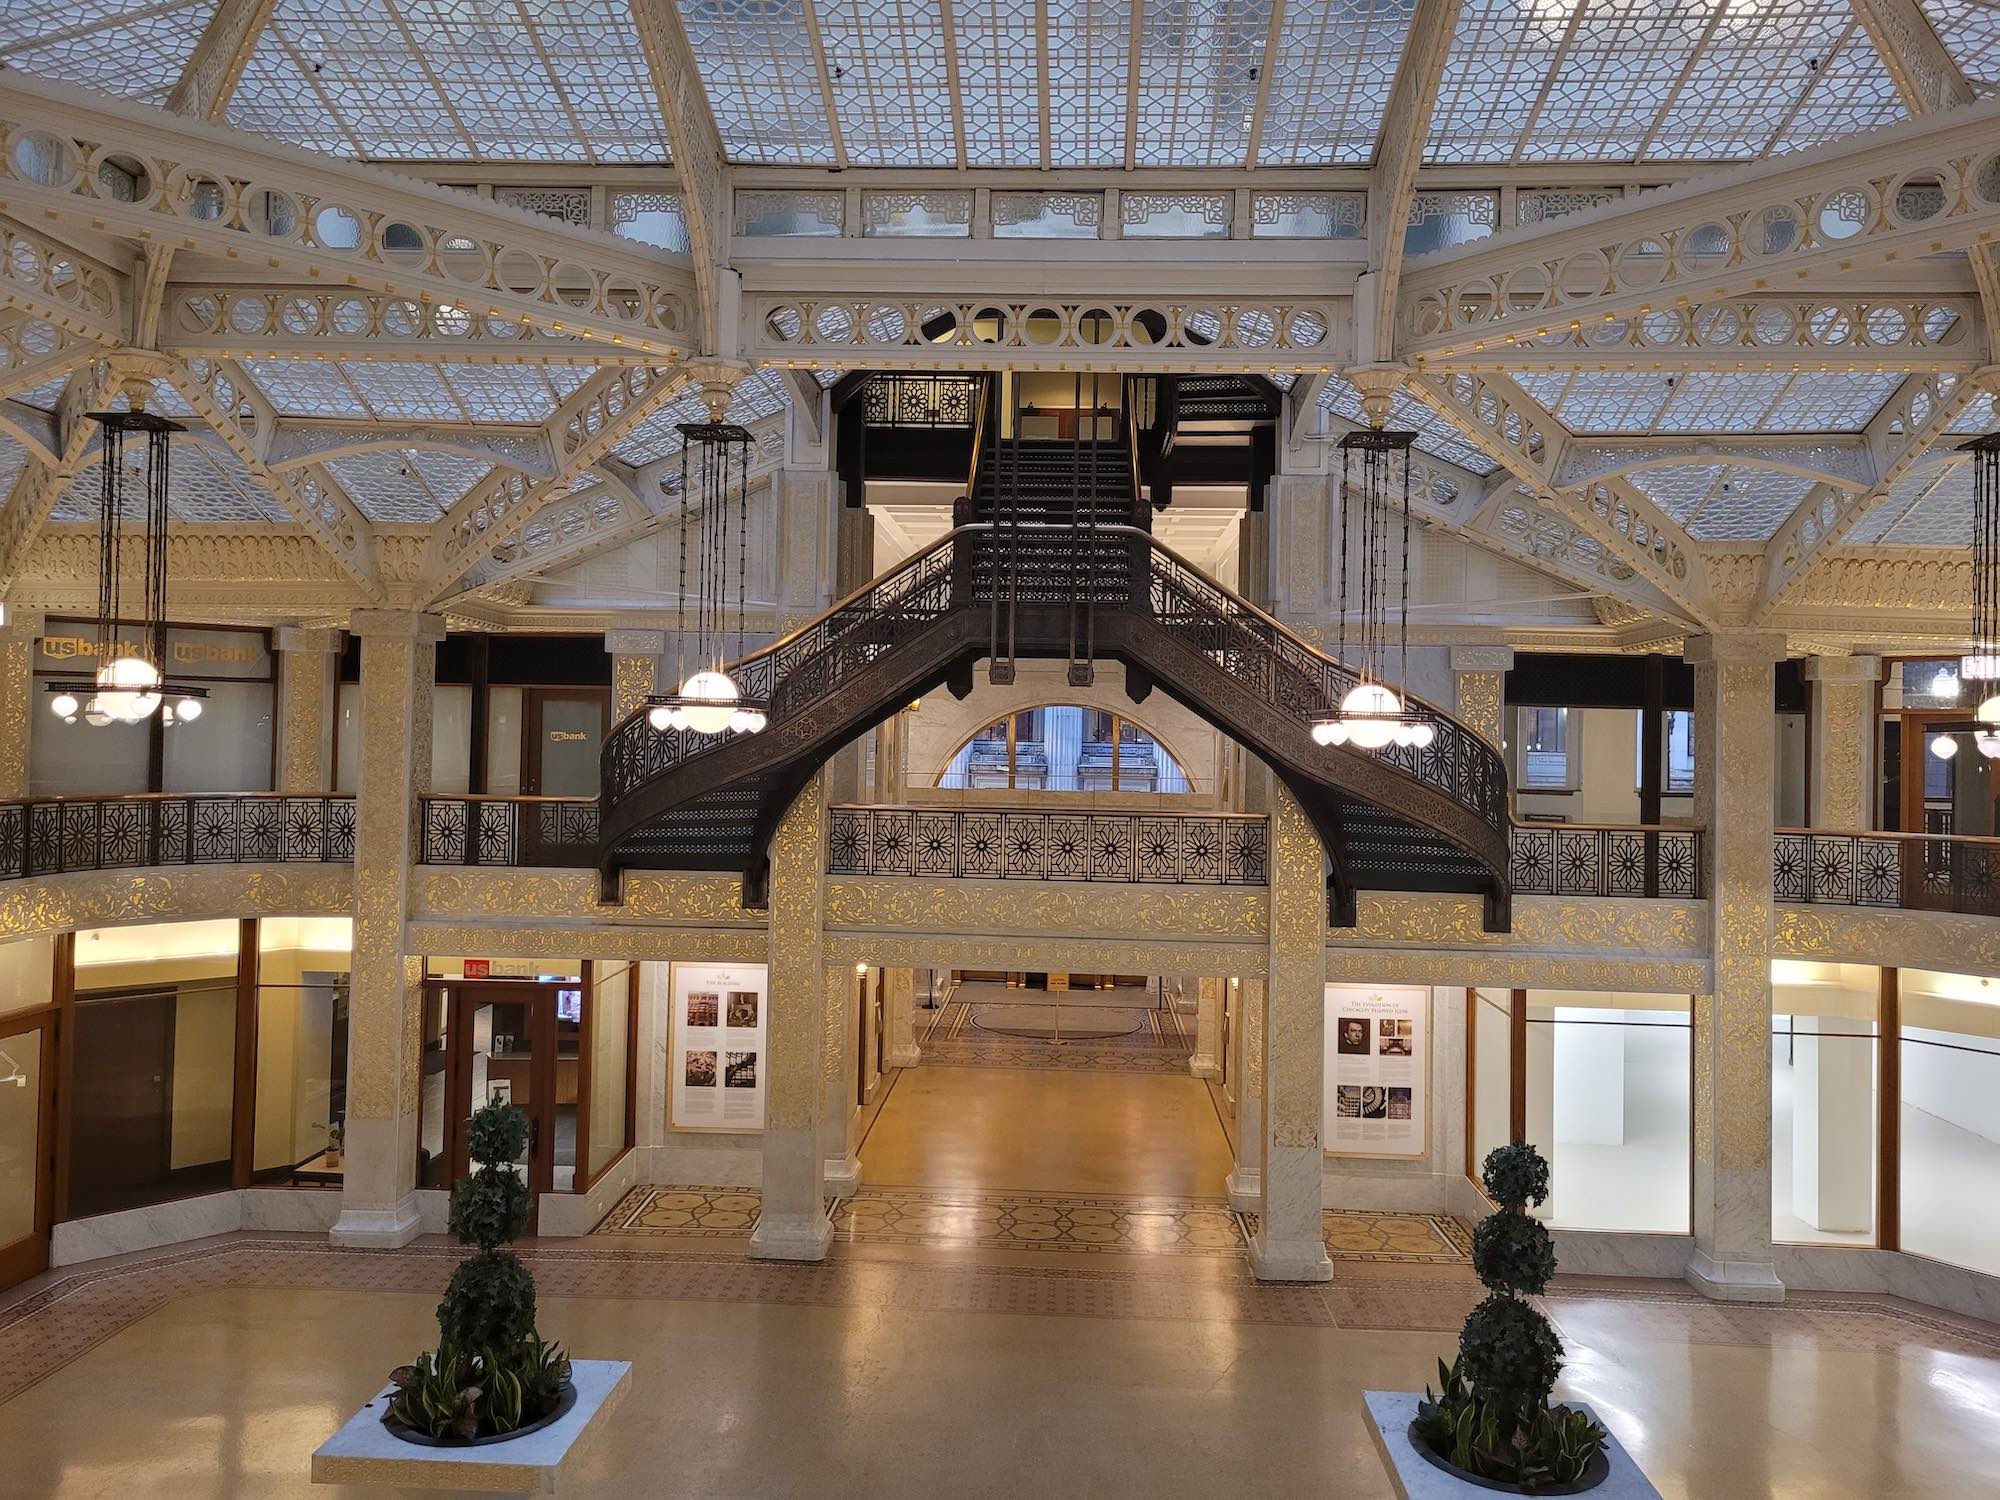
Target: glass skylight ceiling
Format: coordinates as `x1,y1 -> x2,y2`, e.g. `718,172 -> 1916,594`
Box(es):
236,361 -> 596,423
1627,462 -> 1819,540
231,0 -> 670,162
1508,370 -> 1905,435
1922,0 -> 2000,85
0,1 -> 213,108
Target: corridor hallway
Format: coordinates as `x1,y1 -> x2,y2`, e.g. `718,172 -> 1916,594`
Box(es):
856,981 -> 1234,1201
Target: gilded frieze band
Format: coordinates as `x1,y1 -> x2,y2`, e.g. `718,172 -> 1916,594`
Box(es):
0,866 -> 351,942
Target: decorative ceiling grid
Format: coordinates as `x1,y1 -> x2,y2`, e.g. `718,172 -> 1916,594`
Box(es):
814,0 -> 957,166
1260,0 -> 1414,164
326,448 -> 492,522
678,0 -> 839,163
1872,462 -> 1975,546
609,368 -> 791,466
1921,0 -> 2000,84
0,0 -> 214,109
52,441 -> 296,526
6,377 -> 72,414
1319,375 -> 1500,475
235,0 -> 671,163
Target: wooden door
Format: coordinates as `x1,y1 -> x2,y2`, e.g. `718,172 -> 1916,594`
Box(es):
66,993 -> 174,1220
446,982 -> 558,1228
521,688 -> 610,798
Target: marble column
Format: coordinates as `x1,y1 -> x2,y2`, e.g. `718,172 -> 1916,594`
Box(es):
1189,976 -> 1222,1080
606,628 -> 666,721
821,961 -> 862,1196
1450,645 -> 1514,751
1686,630 -> 1786,1301
1226,975 -> 1264,1211
1247,784 -> 1334,1282
884,966 -> 921,1068
331,609 -> 444,1249
750,769 -> 833,1260
0,607 -> 43,799
275,626 -> 339,794
1803,655 -> 1881,830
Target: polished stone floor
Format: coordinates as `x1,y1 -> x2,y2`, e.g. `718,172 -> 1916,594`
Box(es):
3,1234 -> 1999,1498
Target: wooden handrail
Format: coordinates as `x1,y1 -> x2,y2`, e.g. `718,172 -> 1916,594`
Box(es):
1777,825 -> 2000,848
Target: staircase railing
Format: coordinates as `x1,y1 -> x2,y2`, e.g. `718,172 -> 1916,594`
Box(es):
602,534 -> 962,808
1143,541 -> 1509,832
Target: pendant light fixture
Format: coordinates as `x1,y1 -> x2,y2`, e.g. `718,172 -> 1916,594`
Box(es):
45,380 -> 206,729
1312,426 -> 1435,753
646,372 -> 766,740
1932,432 -> 2000,760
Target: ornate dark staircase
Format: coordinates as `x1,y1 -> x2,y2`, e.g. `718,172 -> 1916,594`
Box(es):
597,378 -> 1512,929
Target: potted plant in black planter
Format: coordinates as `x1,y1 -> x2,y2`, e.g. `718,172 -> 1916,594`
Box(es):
1409,1142 -> 1609,1493
382,1100 -> 575,1445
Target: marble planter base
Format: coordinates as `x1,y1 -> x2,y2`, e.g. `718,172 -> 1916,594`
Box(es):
1363,1391 -> 1661,1500
312,1359 -> 631,1495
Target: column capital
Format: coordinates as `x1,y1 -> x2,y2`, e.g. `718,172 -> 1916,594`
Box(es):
1683,630 -> 1788,667
275,625 -> 342,654
348,609 -> 446,644
0,605 -> 43,636
604,628 -> 668,657
1449,645 -> 1515,674
1800,653 -> 1883,685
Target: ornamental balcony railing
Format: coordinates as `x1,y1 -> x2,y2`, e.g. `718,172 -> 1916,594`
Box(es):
0,794 -> 355,879
827,804 -> 1269,885
417,796 -> 599,868
1772,828 -> 2000,915
1507,822 -> 1703,900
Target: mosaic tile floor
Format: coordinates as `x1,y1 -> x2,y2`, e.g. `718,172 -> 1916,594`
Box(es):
592,1183 -> 1474,1264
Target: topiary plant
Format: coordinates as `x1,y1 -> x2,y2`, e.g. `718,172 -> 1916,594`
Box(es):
1412,1142 -> 1608,1491
382,1100 -> 571,1443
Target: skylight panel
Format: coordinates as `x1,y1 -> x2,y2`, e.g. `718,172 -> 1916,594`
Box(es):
437,365 -> 564,425
336,362 -> 464,422
816,0 -> 958,166
9,375 -> 72,412
171,444 -> 298,524
229,32 -> 359,154
1547,371 -> 1674,433
1684,469 -> 1816,540
676,0 -> 836,164
1258,0 -> 1409,165
1879,462 -> 1972,546
1951,392 -> 1997,434
1319,377 -> 1499,476
1762,371 -> 1904,431
0,431 -> 26,502
1046,0 -> 1129,166
254,1 -> 472,159
1645,3 -> 1850,160
955,0 -> 1043,166
1131,0 -> 1269,167
1762,24 -> 1904,157
240,361 -> 372,419
523,2 -> 672,163
1655,371 -> 1782,432
1517,0 -> 1713,163
1508,370 -> 1573,410
1426,0 -> 1574,164
1627,463 -> 1727,524
0,1 -> 214,108
404,448 -> 492,506
327,450 -> 453,523
1922,0 -> 2000,84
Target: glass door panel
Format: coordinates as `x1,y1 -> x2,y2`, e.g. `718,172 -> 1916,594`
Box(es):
523,690 -> 608,798
0,1018 -> 50,1289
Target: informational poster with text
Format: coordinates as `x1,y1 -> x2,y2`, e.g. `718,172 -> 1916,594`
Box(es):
1322,983 -> 1428,1158
670,962 -> 768,1131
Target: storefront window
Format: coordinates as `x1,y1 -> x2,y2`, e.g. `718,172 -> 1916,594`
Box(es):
1899,968 -> 2000,1276
1523,990 -> 1691,1232
31,622 -> 274,796
585,961 -> 635,1183
67,920 -> 241,1219
252,919 -> 352,1186
1771,962 -> 1877,1245
1518,707 -> 1571,790
1469,987 -> 1512,1178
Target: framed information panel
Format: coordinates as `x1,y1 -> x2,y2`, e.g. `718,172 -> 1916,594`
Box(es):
1322,983 -> 1429,1159
669,962 -> 768,1132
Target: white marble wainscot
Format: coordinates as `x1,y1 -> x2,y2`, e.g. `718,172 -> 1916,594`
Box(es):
52,1188 -> 450,1266
535,1150 -> 645,1238
1776,1244 -> 2000,1326
1550,1229 -> 1695,1281
645,1131 -> 763,1189
1363,1391 -> 1662,1500
312,1359 -> 632,1495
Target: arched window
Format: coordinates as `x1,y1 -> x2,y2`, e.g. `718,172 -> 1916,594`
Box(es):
936,705 -> 1192,794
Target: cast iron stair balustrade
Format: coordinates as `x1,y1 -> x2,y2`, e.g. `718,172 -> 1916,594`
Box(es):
596,416 -> 1512,928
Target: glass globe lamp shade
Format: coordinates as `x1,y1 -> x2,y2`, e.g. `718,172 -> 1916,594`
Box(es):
49,692 -> 78,720
1338,682 -> 1403,751
677,669 -> 740,734
1978,730 -> 2000,761
1409,721 -> 1436,750
647,704 -> 674,732
1977,693 -> 2000,726
174,698 -> 201,722
1310,718 -> 1338,747
99,655 -> 161,693
1931,734 -> 1960,760
729,706 -> 767,734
